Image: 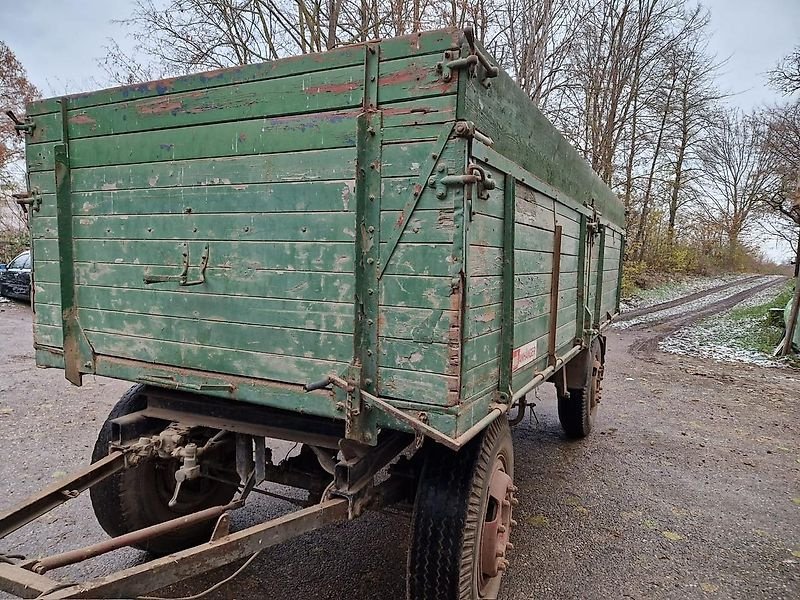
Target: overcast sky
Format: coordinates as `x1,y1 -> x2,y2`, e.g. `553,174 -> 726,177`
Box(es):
1,0 -> 798,258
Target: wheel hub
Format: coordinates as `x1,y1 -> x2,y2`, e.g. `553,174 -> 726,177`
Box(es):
480,463 -> 516,581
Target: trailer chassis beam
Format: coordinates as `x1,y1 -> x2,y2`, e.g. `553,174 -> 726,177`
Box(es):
0,452 -> 126,540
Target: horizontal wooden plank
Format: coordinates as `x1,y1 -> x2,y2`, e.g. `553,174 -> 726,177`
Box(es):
80,308 -> 353,362
378,366 -> 457,406
33,323 -> 62,347
30,209 -> 454,245
380,338 -> 449,374
379,305 -> 456,340
27,45 -> 369,118
84,330 -> 342,384
378,52 -> 457,103
32,176 -> 458,219
381,96 -> 456,127
380,275 -> 453,310
465,287 -> 579,338
78,286 -> 352,333
460,357 -> 499,401
29,147 -> 358,195
29,109 -> 363,172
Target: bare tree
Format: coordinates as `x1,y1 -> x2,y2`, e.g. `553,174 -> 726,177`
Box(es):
0,41 -> 39,234
769,45 -> 800,96
698,109 -> 773,261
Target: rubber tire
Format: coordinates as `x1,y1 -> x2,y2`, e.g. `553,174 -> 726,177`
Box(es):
407,416 -> 514,600
558,340 -> 602,438
90,384 -> 238,555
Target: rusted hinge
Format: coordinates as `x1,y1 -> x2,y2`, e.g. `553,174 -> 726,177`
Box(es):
12,189 -> 41,213
5,111 -> 35,136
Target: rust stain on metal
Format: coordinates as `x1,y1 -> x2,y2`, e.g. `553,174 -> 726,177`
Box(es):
307,81 -> 360,95
395,213 -> 406,228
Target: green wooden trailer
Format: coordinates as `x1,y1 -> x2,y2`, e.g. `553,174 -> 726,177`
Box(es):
1,27 -> 624,600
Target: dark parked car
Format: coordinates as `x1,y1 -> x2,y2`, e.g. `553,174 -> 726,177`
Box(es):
0,250 -> 32,301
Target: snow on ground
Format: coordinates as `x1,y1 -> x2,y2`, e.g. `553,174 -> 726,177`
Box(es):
660,320 -> 784,368
613,275 -> 774,330
659,276 -> 790,368
619,273 -> 751,313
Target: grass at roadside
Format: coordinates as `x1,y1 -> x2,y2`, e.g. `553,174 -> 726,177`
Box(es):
660,279 -> 799,368
726,281 -> 795,356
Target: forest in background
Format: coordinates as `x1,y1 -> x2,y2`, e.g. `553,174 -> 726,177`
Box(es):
1,0 -> 799,294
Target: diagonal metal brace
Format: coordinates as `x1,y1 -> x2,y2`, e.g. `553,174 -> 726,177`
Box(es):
378,122 -> 455,279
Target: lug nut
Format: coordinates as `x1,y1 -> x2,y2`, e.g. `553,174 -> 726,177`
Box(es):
511,497 -> 519,506
510,519 -> 518,527
498,524 -> 506,533
506,542 -> 514,551
496,549 -> 505,558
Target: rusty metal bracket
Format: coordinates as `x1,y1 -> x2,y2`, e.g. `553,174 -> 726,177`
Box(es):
317,375 -> 506,451
144,242 -> 209,286
436,51 -> 478,82
454,120 -> 495,147
4,111 -> 34,136
11,190 -> 41,214
462,25 -> 499,87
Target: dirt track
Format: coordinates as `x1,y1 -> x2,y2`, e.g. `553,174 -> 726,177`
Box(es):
0,281 -> 799,599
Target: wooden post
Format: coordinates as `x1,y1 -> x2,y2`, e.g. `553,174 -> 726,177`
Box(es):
781,272 -> 800,356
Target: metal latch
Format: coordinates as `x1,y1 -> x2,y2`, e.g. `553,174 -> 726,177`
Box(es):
12,189 -> 42,213
5,111 -> 35,136
143,242 -> 210,286
429,163 -> 496,200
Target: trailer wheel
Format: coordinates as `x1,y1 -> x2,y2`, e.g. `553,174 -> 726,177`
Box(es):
90,385 -> 238,555
407,416 -> 515,600
558,339 -> 603,438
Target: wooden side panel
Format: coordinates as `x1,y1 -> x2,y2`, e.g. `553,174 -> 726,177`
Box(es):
27,32 -> 465,409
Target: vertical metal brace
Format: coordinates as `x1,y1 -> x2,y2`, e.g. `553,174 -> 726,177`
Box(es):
593,224 -> 607,327
348,43 -> 382,445
55,98 -> 94,385
498,175 -> 515,402
615,233 -> 626,315
548,225 -> 563,368
575,213 -> 587,344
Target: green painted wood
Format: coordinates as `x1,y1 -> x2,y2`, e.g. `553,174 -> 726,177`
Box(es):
26,26 -> 624,436
27,46 -> 369,117
464,59 -> 625,227
33,179 -> 454,219
30,68 -> 365,148
380,338 -> 449,374
85,329 -> 342,385
79,308 -> 353,362
378,367 -> 457,406
28,109 -> 362,172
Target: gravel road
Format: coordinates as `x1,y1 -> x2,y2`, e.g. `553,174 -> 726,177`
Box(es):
1,276 -> 798,599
